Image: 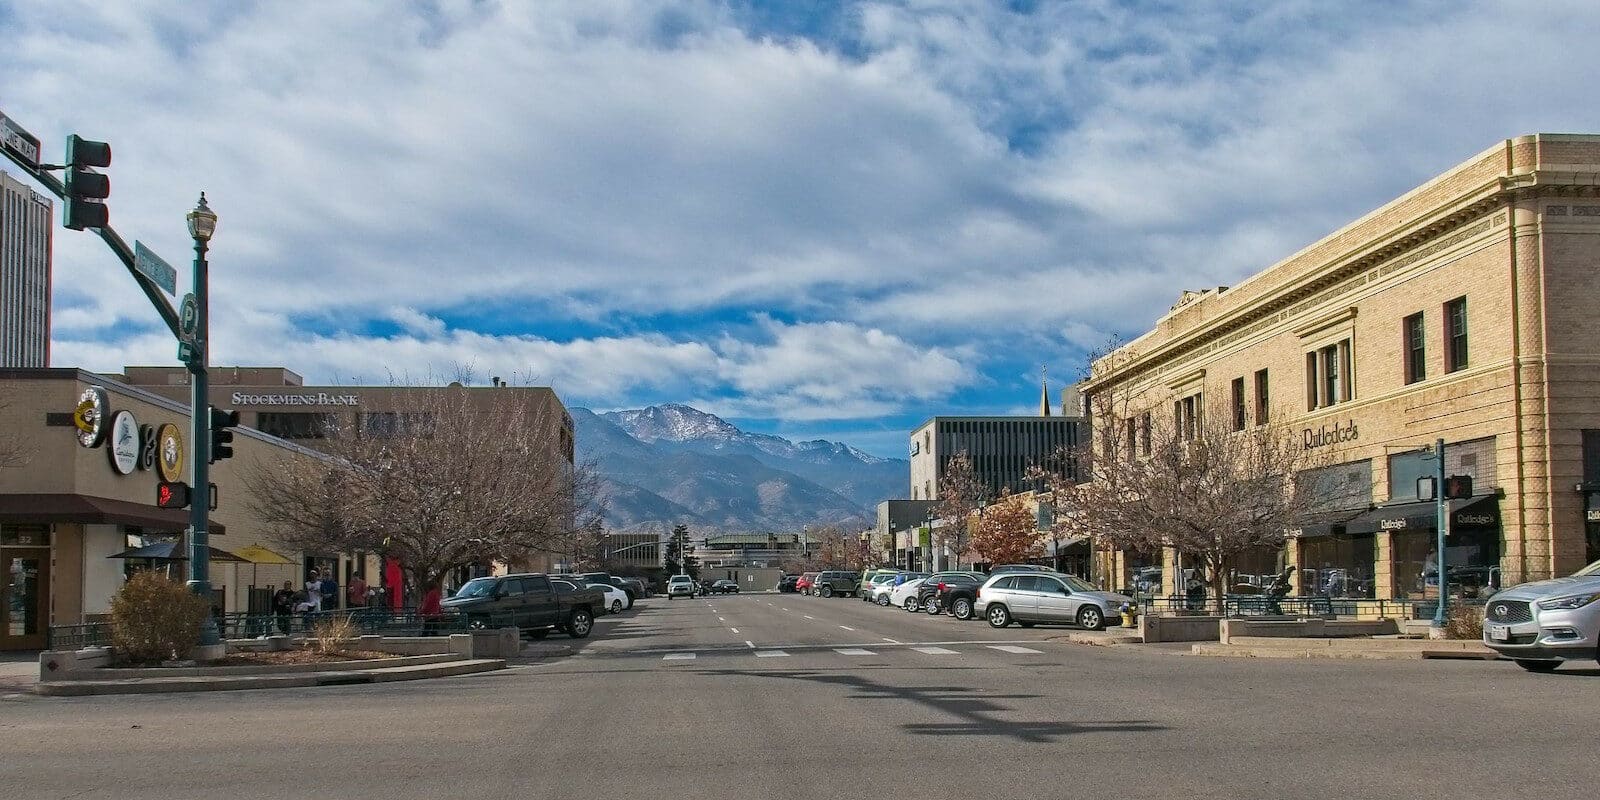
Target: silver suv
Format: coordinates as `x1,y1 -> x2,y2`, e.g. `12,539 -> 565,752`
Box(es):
1482,558 -> 1600,672
974,572 -> 1132,631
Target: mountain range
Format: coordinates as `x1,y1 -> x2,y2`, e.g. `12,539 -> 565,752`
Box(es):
571,404 -> 908,533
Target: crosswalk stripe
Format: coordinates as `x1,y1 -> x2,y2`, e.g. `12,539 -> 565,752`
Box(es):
834,648 -> 874,655
911,646 -> 959,655
755,650 -> 790,658
662,653 -> 696,661
986,645 -> 1043,654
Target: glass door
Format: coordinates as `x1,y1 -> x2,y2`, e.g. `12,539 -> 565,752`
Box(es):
2,550 -> 51,651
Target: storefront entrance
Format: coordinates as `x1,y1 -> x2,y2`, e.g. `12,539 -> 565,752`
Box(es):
2,546 -> 51,651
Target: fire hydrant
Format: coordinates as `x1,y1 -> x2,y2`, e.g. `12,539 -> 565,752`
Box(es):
1119,603 -> 1139,629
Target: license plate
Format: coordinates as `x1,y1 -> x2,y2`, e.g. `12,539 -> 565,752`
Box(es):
1489,625 -> 1510,642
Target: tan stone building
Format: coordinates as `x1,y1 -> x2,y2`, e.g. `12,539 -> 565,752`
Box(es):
0,368 -> 336,650
1078,134 -> 1600,606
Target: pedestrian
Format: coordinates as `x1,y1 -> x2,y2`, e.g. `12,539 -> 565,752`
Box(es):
293,590 -> 317,632
320,569 -> 340,612
271,580 -> 297,635
419,579 -> 443,636
347,571 -> 368,608
304,569 -> 324,614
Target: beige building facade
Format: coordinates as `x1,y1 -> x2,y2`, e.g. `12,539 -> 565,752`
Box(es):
1079,134 -> 1600,604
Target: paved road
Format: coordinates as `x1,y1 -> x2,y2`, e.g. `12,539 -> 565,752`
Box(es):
3,591 -> 1596,799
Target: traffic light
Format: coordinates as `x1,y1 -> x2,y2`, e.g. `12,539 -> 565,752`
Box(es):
1444,474 -> 1474,500
209,406 -> 240,463
156,481 -> 191,509
63,134 -> 111,230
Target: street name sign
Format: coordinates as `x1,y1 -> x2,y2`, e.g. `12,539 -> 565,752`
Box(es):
0,109 -> 41,168
133,241 -> 179,296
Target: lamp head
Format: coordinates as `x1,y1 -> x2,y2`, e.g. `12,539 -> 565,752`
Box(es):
187,192 -> 218,242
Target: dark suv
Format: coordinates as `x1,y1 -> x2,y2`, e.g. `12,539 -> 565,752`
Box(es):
812,570 -> 861,598
917,571 -> 986,616
441,573 -> 603,638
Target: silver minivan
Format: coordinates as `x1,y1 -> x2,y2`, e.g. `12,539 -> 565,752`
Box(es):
1482,558 -> 1600,671
974,572 -> 1131,631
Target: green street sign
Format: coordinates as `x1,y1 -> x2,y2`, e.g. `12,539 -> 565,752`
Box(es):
177,340 -> 197,364
133,241 -> 179,296
179,293 -> 198,339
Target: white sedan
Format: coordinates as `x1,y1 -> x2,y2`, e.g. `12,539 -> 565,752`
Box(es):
589,583 -> 630,614
890,578 -> 927,611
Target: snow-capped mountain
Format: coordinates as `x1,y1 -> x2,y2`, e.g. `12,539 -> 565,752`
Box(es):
576,405 -> 908,532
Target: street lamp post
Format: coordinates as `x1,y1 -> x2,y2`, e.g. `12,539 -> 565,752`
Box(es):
924,510 -> 936,572
1431,437 -> 1450,634
185,193 -> 219,647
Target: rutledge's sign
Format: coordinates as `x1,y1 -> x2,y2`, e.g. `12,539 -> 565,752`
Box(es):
1303,420 -> 1358,450
231,391 -> 359,407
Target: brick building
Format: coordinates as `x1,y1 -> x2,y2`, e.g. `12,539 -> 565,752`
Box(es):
1078,134 -> 1600,603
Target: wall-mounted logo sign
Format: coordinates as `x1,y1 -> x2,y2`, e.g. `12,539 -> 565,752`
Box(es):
1379,518 -> 1408,530
1303,420 -> 1358,450
108,410 -> 140,475
137,424 -> 157,471
156,423 -> 185,482
230,391 -> 359,406
1455,512 -> 1496,526
73,386 -> 110,448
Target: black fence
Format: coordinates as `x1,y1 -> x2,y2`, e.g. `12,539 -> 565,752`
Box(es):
1138,595 -> 1489,619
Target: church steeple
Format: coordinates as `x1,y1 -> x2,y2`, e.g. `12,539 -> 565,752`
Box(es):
1040,365 -> 1051,417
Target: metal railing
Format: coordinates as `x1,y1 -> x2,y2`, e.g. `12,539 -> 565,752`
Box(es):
44,607 -> 536,651
1138,595 -> 1490,620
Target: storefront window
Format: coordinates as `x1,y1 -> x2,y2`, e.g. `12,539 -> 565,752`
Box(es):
1392,528 -> 1501,600
1227,546 -> 1284,593
1298,534 -> 1375,598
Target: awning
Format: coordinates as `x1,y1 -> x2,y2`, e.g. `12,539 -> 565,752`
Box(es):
1343,494 -> 1499,535
1286,507 -> 1370,539
107,541 -> 246,563
0,493 -> 226,535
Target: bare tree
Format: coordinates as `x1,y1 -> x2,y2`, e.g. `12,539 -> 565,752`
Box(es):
244,386 -> 603,589
808,524 -> 874,570
935,451 -> 986,567
1075,400 -> 1324,612
969,490 -> 1043,566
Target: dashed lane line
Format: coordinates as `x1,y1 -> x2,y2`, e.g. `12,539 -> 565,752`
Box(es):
987,645 -> 1043,654
835,648 -> 874,656
755,650 -> 790,658
838,625 -> 855,631
662,653 -> 696,661
912,646 -> 959,655
729,628 -> 740,634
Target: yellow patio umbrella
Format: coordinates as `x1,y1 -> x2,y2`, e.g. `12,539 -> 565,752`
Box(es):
235,544 -> 297,605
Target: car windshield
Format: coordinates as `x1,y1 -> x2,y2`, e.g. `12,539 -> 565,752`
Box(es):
1061,575 -> 1097,592
1575,559 -> 1600,577
454,578 -> 497,599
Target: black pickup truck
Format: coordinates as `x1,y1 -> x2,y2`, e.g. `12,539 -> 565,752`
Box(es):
442,573 -> 604,639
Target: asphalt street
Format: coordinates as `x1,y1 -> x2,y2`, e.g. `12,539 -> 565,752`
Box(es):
2,591 -> 1596,799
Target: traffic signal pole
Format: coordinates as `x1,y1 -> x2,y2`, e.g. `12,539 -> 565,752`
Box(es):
188,218 -> 218,647
1432,437 -> 1449,634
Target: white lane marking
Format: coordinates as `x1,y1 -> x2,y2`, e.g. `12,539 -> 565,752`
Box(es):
882,637 -> 901,644
729,628 -> 740,634
781,607 -> 790,611
803,615 -> 815,620
912,646 -> 959,655
987,645 -> 1043,654
755,650 -> 790,658
835,648 -> 874,656
662,653 -> 696,661
745,640 -> 755,648
838,625 -> 855,631
718,617 -> 726,622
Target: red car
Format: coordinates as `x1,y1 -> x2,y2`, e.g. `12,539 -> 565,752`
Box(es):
795,572 -> 820,595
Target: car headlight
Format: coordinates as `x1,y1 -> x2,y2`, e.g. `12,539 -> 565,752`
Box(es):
1536,592 -> 1600,611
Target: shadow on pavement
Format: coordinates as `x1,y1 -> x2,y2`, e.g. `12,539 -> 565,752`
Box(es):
696,667 -> 1165,744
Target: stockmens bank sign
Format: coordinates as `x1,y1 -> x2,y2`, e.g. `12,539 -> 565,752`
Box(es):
231,392 -> 360,407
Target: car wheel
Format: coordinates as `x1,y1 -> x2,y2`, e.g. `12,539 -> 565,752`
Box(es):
952,598 -> 974,620
1077,606 -> 1105,631
1515,659 -> 1561,672
822,585 -> 834,598
567,608 -> 594,639
987,605 -> 1012,628
902,598 -> 918,612
925,599 -> 941,615
878,594 -> 890,607
610,599 -> 624,614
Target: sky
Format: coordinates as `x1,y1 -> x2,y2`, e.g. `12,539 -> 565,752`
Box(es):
4,0 -> 1600,458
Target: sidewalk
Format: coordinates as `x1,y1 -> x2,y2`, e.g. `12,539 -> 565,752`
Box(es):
1192,636 -> 1499,661
1,653 -> 39,694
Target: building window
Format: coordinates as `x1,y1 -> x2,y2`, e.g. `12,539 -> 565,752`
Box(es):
1174,393 -> 1201,441
1254,369 -> 1269,424
1231,377 -> 1246,432
1306,339 -> 1353,410
1445,297 -> 1468,372
1403,312 -> 1426,384
256,412 -> 338,439
1139,412 -> 1151,456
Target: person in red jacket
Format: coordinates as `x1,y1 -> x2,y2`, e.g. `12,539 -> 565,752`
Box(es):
419,580 -> 443,636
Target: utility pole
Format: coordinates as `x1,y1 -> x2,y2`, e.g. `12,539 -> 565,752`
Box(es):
1432,437 -> 1450,635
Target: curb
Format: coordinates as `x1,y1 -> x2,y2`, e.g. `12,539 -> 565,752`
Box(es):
34,658 -> 506,696
1046,631 -> 1143,647
1190,644 -> 1502,661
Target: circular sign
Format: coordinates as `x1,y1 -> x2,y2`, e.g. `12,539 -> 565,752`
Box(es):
74,387 -> 109,448
156,423 -> 185,482
179,293 -> 199,338
107,411 -> 140,475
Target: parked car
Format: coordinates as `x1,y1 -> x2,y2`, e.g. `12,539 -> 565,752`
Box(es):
1482,557 -> 1600,671
891,577 -> 929,611
607,575 -> 646,604
858,568 -> 901,601
866,572 -> 912,605
586,582 -> 630,614
666,575 -> 697,599
813,570 -> 862,598
795,572 -> 819,595
442,573 -> 602,639
974,572 -> 1132,631
930,574 -> 989,620
777,574 -> 800,593
917,571 -> 986,615
712,579 -> 740,594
